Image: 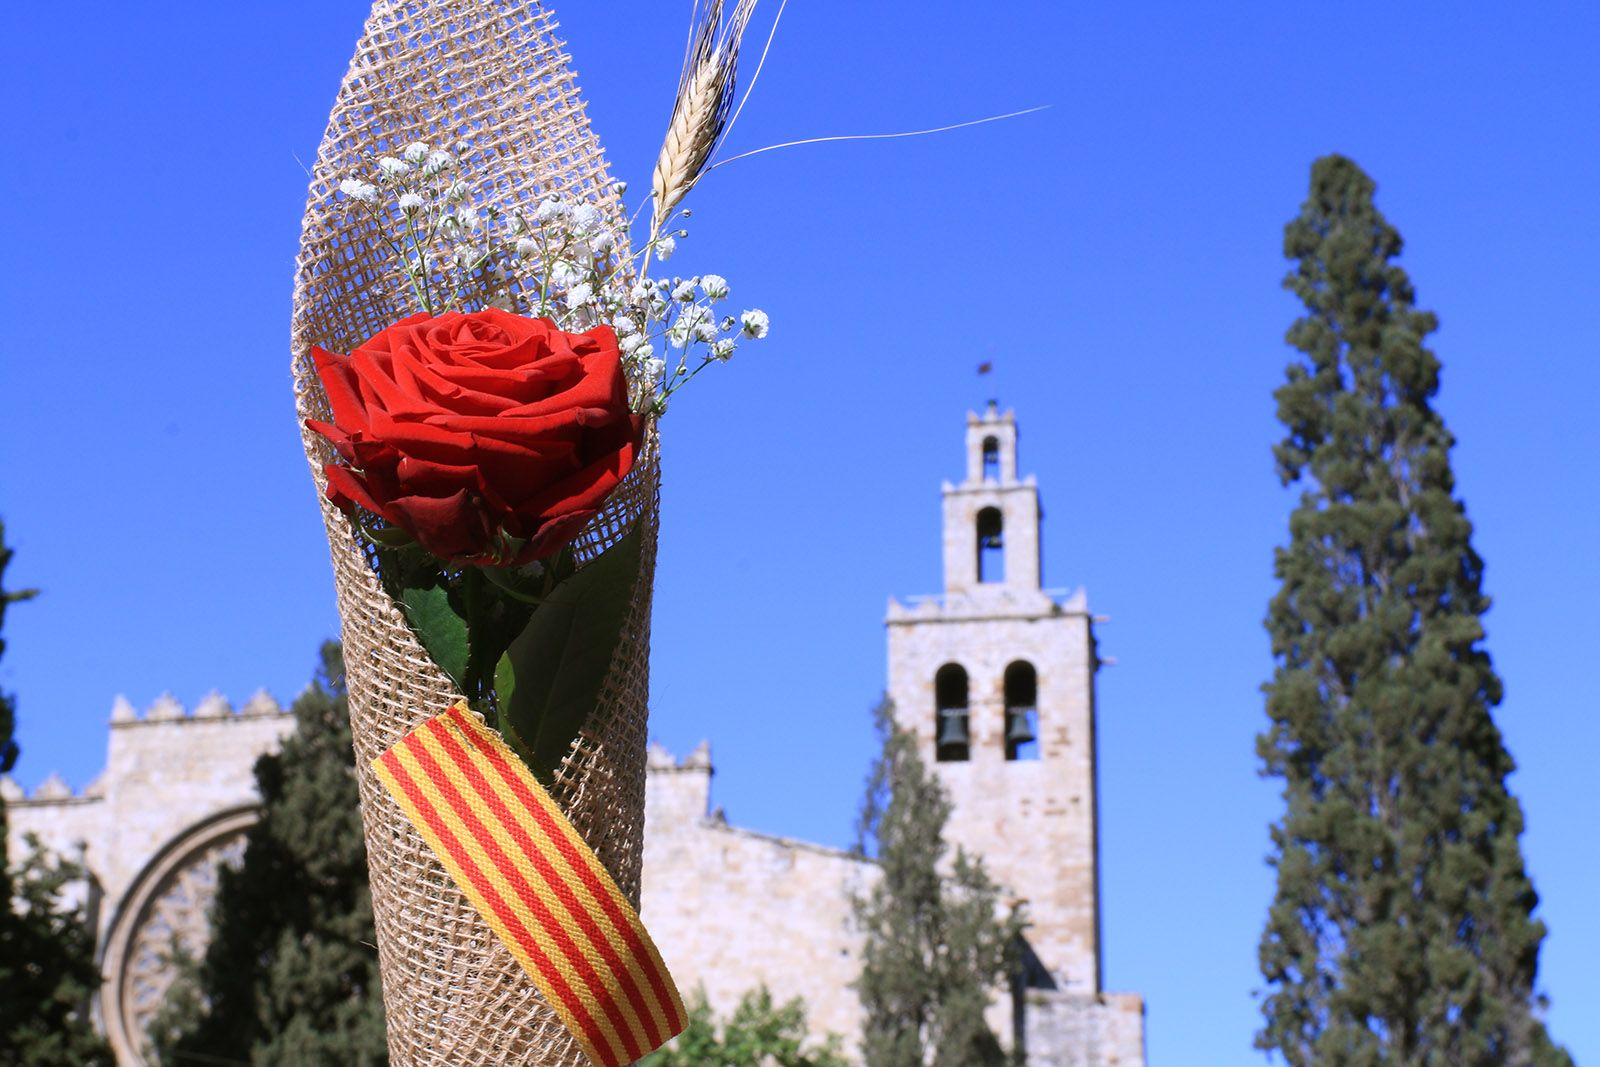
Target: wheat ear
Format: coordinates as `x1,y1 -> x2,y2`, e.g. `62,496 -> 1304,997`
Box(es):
650,0 -> 756,239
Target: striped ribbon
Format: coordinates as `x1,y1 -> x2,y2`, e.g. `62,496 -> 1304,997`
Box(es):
373,701 -> 686,1066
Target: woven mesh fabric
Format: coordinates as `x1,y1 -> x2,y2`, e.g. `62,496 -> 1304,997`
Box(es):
289,3 -> 654,1062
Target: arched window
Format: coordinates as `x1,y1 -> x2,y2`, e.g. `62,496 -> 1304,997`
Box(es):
934,663 -> 970,763
981,436 -> 1000,482
1004,660 -> 1039,761
977,507 -> 1004,584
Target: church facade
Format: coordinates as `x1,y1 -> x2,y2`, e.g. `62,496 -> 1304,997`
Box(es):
6,406 -> 1145,1066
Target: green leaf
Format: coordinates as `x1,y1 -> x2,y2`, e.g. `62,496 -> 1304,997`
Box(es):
400,584 -> 469,689
498,526 -> 643,783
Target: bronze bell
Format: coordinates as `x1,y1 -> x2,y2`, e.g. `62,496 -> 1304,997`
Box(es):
1005,708 -> 1036,745
937,708 -> 970,748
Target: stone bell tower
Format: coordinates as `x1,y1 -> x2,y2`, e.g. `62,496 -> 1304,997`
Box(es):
885,403 -> 1102,992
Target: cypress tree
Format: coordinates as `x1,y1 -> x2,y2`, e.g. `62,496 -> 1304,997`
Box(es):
1257,154 -> 1570,1067
157,641 -> 386,1064
0,519 -> 113,1065
853,697 -> 1020,1067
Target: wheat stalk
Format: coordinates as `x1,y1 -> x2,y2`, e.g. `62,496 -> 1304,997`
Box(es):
649,0 -> 757,240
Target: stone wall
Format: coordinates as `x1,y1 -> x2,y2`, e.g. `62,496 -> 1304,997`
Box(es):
4,690 -> 294,942
641,741 -> 875,1050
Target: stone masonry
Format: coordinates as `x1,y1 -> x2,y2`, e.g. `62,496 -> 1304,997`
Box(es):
5,406 -> 1145,1066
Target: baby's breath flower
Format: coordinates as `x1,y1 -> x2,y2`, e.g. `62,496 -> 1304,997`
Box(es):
611,180 -> 629,197
589,230 -> 617,255
666,319 -> 692,348
692,318 -> 719,343
636,345 -> 657,363
377,156 -> 411,178
550,260 -> 582,289
423,151 -> 456,176
565,283 -> 594,308
339,178 -> 379,203
629,284 -> 653,304
515,237 -> 539,259
445,180 -> 472,203
571,204 -> 602,234
620,332 -> 645,355
720,315 -> 736,332
740,309 -> 770,339
653,235 -> 676,261
671,279 -> 697,303
710,338 -> 736,361
398,192 -> 424,215
403,141 -> 430,164
535,197 -> 568,224
613,315 -> 639,337
700,274 -> 729,300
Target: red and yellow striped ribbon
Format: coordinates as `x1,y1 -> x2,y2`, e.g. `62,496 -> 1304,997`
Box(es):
373,701 -> 686,1066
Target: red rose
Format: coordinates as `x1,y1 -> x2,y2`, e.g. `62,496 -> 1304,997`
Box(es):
306,309 -> 641,565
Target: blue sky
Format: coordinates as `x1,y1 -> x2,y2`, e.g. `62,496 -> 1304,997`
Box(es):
2,2 -> 1596,1063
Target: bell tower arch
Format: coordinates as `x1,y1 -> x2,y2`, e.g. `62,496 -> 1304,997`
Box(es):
886,402 -> 1102,993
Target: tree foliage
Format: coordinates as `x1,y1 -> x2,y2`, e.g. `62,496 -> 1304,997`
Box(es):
0,519 -> 113,1065
157,641 -> 387,1065
853,697 -> 1020,1067
643,986 -> 849,1067
1257,155 -> 1569,1067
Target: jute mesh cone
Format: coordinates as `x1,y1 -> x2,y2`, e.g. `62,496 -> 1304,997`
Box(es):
289,3 -> 652,1062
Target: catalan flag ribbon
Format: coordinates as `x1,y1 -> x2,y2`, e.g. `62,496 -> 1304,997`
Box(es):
373,702 -> 687,1066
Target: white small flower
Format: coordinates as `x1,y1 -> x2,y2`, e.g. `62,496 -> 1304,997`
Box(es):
710,338 -> 736,361
628,283 -> 653,305
456,207 -> 481,231
444,180 -> 472,203
653,235 -> 676,261
550,260 -> 583,289
403,141 -> 430,164
339,178 -> 379,203
571,203 -> 602,234
507,214 -> 526,235
423,150 -> 456,176
611,180 -> 629,197
666,319 -> 692,348
720,315 -> 736,332
589,230 -> 617,255
619,333 -> 645,355
671,279 -> 697,303
377,156 -> 411,178
692,318 -> 719,343
535,197 -> 569,224
740,309 -> 770,339
565,282 -> 594,308
455,246 -> 489,269
613,315 -> 639,337
398,192 -> 424,215
636,345 -> 657,364
515,237 -> 539,259
699,274 -> 729,300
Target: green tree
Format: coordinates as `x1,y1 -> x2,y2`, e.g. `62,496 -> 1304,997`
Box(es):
1257,154 -> 1570,1067
853,697 -> 1020,1067
0,519 -> 114,1065
643,986 -> 849,1067
157,642 -> 387,1065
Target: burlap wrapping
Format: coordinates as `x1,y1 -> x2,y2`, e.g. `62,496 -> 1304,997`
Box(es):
289,3 -> 655,1062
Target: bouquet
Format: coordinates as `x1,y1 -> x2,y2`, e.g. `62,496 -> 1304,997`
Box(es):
291,2 -> 764,1063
